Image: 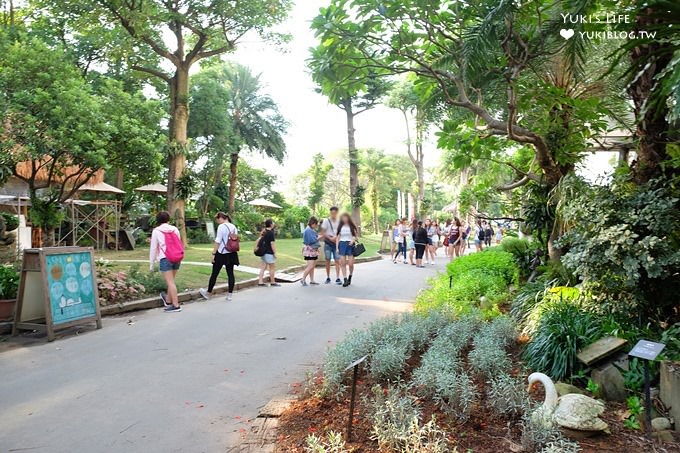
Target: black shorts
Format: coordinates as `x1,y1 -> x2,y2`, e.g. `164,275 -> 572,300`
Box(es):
415,244 -> 426,259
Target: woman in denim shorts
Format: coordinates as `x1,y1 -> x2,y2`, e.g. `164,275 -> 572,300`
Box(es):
335,213 -> 358,287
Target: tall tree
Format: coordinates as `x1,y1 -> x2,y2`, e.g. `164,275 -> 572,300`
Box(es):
307,153 -> 332,215
361,149 -> 395,233
311,0 -> 622,259
308,40 -> 389,231
618,0 -> 679,183
385,78 -> 432,216
0,39 -> 133,244
189,63 -> 287,215
40,0 -> 292,240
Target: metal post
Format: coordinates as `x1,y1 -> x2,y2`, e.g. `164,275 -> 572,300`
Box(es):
346,363 -> 359,442
644,360 -> 652,438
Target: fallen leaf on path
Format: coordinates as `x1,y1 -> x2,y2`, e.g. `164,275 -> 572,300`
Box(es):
196,404 -> 205,408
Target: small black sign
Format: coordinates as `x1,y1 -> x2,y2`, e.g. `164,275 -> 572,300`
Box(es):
629,340 -> 665,361
345,355 -> 368,371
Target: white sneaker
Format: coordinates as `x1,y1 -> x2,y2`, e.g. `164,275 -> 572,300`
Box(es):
199,288 -> 209,300
226,293 -> 233,301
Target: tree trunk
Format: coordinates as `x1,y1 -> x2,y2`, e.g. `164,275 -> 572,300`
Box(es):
372,185 -> 379,234
628,7 -> 671,184
547,217 -> 562,262
167,67 -> 189,243
228,152 -> 239,215
114,168 -> 123,189
345,101 -> 361,231
415,142 -> 425,217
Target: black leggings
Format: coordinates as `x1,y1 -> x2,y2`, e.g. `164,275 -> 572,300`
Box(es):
415,244 -> 426,260
208,253 -> 236,293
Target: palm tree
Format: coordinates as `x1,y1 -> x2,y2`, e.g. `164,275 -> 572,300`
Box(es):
224,64 -> 288,214
361,150 -> 395,234
190,63 -> 288,215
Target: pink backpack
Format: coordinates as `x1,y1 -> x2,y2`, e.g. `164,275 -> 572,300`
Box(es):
162,230 -> 185,264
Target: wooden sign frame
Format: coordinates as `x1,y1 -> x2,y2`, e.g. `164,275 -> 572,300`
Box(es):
12,247 -> 102,341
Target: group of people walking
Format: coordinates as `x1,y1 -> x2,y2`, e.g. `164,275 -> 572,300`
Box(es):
390,217 -> 502,264
148,207 -> 504,313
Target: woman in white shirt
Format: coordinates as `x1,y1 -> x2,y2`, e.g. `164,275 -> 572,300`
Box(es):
335,213 -> 358,287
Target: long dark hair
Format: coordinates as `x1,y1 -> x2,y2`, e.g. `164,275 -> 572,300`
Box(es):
337,214 -> 358,236
261,218 -> 274,236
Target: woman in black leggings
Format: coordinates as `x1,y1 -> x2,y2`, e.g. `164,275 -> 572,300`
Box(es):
413,221 -> 429,268
199,212 -> 240,301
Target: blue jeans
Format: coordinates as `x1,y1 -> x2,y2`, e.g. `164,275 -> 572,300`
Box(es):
394,242 -> 407,260
324,242 -> 337,261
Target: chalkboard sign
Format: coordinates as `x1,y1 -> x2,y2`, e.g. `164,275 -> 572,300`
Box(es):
629,340 -> 665,361
13,247 -> 102,341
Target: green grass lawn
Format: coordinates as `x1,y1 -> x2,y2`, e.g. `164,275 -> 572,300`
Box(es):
97,234 -> 384,291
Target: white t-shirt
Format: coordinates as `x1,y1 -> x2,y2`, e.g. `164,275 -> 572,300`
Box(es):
338,224 -> 354,242
321,217 -> 339,240
215,221 -> 238,254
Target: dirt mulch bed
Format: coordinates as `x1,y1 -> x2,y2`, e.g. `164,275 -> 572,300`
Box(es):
275,346 -> 680,452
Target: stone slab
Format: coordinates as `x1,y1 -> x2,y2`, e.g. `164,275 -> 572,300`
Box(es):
577,336 -> 627,365
258,395 -> 297,418
660,361 -> 680,432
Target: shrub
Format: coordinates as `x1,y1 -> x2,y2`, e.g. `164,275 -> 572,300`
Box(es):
500,237 -> 537,276
96,266 -> 145,305
487,374 -> 529,418
187,227 -> 212,244
370,343 -> 409,382
559,176 -> 680,325
469,334 -> 511,378
523,296 -> 601,381
447,248 -> 519,285
415,273 -> 505,317
368,385 -> 451,452
510,278 -> 559,328
128,265 -> 166,294
1,212 -> 19,232
0,264 -> 19,299
305,431 -> 350,453
520,410 -> 577,452
432,371 -> 478,420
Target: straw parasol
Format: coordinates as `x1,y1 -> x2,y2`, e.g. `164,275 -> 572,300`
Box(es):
247,198 -> 282,209
135,183 -> 167,194
77,182 -> 125,195
442,202 -> 457,213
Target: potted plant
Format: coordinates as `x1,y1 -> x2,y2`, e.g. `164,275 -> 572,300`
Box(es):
0,265 -> 20,320
1,212 -> 19,232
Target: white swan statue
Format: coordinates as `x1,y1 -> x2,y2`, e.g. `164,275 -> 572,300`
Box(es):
527,372 -> 609,433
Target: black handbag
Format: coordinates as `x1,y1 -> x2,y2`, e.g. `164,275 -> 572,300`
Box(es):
352,242 -> 366,257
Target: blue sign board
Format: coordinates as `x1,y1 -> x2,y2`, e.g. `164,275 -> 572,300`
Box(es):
45,251 -> 97,325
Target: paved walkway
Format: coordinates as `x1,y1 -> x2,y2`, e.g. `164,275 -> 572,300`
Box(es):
0,257 -> 448,453
106,259 -> 264,275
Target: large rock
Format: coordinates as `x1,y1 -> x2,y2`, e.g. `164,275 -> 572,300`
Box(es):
652,417 -> 672,432
591,363 -> 627,402
555,382 -> 585,396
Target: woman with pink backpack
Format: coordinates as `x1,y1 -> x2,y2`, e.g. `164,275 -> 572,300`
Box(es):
149,211 -> 184,313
